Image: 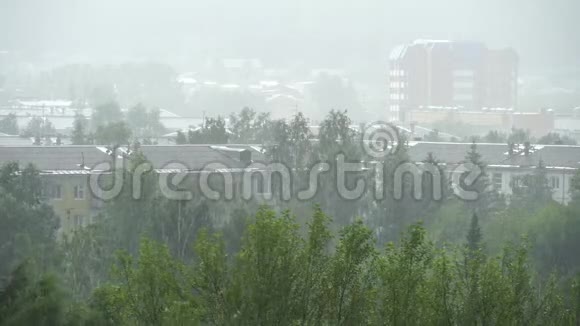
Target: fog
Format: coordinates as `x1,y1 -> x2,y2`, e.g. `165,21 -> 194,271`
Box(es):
2,0 -> 579,69
3,1 -> 580,324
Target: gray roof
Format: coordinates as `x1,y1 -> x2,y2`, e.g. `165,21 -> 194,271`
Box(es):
0,146 -> 109,171
0,145 -> 265,173
0,135 -> 32,146
407,142 -> 580,169
2,142 -> 575,173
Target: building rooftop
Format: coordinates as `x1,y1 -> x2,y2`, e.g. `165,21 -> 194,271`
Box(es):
0,145 -> 266,174
407,142 -> 580,169
1,143 -> 577,174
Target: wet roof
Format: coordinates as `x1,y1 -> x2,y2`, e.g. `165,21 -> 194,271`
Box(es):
0,145 -> 265,173
407,142 -> 580,169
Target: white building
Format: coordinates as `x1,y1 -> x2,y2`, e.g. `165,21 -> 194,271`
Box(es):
407,142 -> 580,204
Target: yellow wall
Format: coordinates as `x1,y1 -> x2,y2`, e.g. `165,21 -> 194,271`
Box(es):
43,175 -> 94,236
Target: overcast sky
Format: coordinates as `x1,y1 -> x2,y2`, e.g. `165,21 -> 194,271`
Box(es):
1,0 -> 578,70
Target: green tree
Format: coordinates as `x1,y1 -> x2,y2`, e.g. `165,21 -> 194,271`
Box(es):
508,128 -> 532,144
126,104 -> 165,138
21,117 -> 55,138
376,223 -> 431,325
0,163 -> 59,280
318,109 -> 358,160
92,101 -> 122,130
229,107 -> 273,144
0,263 -> 67,326
510,160 -> 554,212
188,117 -> 229,144
482,130 -> 507,143
326,219 -> 376,325
175,130 -> 187,144
538,132 -> 577,145
95,239 -> 199,325
94,122 -> 132,145
0,113 -> 18,135
466,213 -> 482,252
463,142 -> 502,217
266,112 -> 312,168
71,113 -> 90,145
230,208 -> 302,325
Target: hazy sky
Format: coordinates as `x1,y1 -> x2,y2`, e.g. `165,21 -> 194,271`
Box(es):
1,0 -> 579,70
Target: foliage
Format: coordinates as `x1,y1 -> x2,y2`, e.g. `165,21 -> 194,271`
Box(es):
0,114 -> 18,135
265,112 -> 312,168
0,263 -> 67,326
229,107 -> 272,144
21,116 -> 56,138
71,113 -> 90,145
188,116 -> 229,144
175,130 -> 187,144
91,101 -> 123,130
3,107 -> 580,325
482,130 -> 508,143
507,128 -> 532,144
94,239 -> 199,325
126,103 -> 165,138
84,208 -> 580,325
538,132 -> 577,145
0,163 -> 59,281
94,121 -> 132,145
510,160 -> 555,212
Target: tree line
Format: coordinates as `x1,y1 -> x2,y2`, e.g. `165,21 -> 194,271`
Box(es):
2,108 -> 580,324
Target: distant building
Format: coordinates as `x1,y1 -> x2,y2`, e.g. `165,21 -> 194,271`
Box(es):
0,145 -> 265,236
407,142 -> 579,204
554,107 -> 580,141
407,108 -> 554,137
0,101 -> 202,135
389,40 -> 518,121
1,142 -> 578,237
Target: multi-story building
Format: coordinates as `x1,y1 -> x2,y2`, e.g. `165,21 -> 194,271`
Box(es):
0,142 -> 577,237
389,40 -> 518,122
0,145 -> 264,236
407,142 -> 580,204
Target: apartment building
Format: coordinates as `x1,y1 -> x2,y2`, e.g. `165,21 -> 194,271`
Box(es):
0,145 -> 264,236
389,40 -> 518,122
407,142 -> 580,204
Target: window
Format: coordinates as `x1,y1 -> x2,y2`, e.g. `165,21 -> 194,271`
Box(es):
453,81 -> 474,89
52,184 -> 62,200
550,176 -> 560,189
492,173 -> 503,190
74,184 -> 85,200
40,182 -> 49,199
